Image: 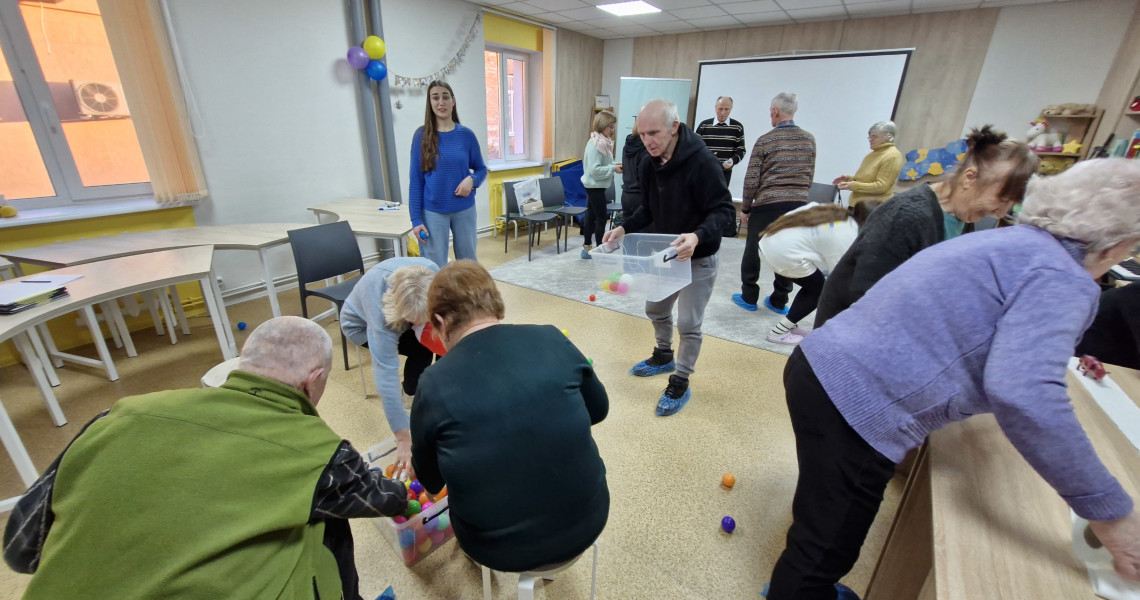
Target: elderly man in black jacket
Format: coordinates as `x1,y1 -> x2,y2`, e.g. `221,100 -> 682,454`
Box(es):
603,98 -> 736,417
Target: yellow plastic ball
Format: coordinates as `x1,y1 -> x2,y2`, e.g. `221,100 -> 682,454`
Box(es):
417,537 -> 433,553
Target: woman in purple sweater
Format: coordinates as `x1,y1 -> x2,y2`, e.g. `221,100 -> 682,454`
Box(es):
766,159 -> 1140,600
409,81 -> 488,268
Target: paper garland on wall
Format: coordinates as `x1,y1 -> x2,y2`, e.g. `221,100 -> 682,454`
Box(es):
389,13 -> 482,88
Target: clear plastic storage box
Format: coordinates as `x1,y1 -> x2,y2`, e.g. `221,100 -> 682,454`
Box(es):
590,233 -> 692,302
364,439 -> 455,566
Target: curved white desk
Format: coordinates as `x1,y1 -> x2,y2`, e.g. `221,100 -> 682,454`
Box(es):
307,198 -> 413,257
0,246 -> 233,511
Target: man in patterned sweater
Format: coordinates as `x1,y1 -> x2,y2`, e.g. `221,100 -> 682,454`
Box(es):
4,317 -> 408,600
695,96 -> 746,185
734,92 -> 817,315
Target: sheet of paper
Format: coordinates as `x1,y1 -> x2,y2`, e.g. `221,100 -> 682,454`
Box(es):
0,274 -> 83,305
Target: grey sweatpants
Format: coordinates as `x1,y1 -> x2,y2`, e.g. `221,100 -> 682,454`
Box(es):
645,252 -> 719,377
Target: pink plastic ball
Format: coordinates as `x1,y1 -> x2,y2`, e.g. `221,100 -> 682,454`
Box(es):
430,529 -> 447,545
393,516 -> 407,524
617,282 -> 628,294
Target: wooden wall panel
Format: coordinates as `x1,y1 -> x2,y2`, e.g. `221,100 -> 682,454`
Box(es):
676,32 -> 728,123
1094,2 -> 1140,147
891,9 -> 999,153
633,35 -> 680,78
838,15 -> 915,51
625,7 -> 1000,151
555,29 -> 604,160
779,21 -> 844,53
723,26 -> 784,59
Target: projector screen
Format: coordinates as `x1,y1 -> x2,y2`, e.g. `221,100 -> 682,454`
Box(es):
695,50 -> 912,203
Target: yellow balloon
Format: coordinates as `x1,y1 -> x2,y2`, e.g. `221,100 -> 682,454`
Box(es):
363,36 -> 386,60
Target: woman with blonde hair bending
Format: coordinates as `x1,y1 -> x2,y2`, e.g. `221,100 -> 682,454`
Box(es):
580,110 -> 622,259
758,201 -> 880,346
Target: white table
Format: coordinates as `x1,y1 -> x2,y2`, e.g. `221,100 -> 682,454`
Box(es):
0,223 -> 308,318
0,246 -> 234,511
307,199 -> 414,257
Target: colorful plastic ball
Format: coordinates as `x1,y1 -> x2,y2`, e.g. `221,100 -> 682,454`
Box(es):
237,321 -> 247,331
562,329 -> 569,337
393,515 -> 407,524
437,486 -> 448,498
366,60 -> 388,82
417,537 -> 433,553
589,294 -> 596,302
402,545 -> 417,564
722,473 -> 736,488
410,480 -> 424,495
405,500 -> 422,517
721,516 -> 736,533
418,492 -> 430,505
617,282 -> 628,294
436,513 -> 450,530
397,528 -> 415,548
347,46 -> 369,69
619,274 -> 634,285
422,501 -> 434,511
419,230 -> 428,239
587,358 -> 593,365
429,529 -> 447,545
610,272 -> 621,282
407,489 -> 417,501
362,35 -> 386,59
423,518 -> 437,532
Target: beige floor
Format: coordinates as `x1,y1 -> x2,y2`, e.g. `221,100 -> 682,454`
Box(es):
0,232 -> 903,600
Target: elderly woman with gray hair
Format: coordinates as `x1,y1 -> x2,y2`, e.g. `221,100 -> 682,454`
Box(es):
340,256 -> 440,478
833,121 -> 904,206
766,158 -> 1140,600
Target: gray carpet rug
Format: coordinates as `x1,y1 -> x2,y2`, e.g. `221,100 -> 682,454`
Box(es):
489,236 -> 813,357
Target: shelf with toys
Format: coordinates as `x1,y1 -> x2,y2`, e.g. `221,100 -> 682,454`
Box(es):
1027,103 -> 1104,174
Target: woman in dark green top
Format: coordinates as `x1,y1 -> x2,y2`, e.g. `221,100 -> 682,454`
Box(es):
410,260 -> 609,572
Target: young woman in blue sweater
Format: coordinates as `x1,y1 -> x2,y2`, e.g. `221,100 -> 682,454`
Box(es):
409,81 -> 488,267
579,110 -> 622,259
766,158 -> 1140,600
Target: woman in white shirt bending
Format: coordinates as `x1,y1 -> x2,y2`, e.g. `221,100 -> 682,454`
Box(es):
760,200 -> 881,345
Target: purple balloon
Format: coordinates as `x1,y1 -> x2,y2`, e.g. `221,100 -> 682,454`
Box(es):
366,60 -> 388,82
347,46 -> 369,70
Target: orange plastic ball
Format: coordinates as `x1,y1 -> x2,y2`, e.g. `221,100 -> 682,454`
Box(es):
418,491 -> 430,504
436,486 -> 448,499
722,473 -> 736,488
384,463 -> 396,478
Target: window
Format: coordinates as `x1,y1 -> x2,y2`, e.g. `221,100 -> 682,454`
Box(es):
0,0 -> 151,209
483,48 -> 529,162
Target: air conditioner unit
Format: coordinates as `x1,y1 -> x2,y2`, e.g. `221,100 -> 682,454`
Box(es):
70,80 -> 130,118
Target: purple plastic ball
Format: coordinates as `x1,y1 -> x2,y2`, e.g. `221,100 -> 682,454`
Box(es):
409,480 -> 424,495
347,46 -> 369,70
721,516 -> 736,533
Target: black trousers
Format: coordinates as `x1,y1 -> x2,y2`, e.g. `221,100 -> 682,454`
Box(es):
740,202 -> 800,305
396,328 -> 435,396
723,167 -> 733,185
785,270 -> 826,325
767,348 -> 896,600
582,187 -> 609,247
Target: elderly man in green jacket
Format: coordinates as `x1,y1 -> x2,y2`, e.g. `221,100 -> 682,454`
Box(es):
3,316 -> 407,600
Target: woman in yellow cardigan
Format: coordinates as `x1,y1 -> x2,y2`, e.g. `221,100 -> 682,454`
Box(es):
833,121 -> 904,206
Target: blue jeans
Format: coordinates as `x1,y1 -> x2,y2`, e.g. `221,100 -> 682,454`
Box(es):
419,204 -> 478,267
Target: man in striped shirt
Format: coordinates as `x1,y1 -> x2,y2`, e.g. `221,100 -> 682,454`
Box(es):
733,92 -> 816,315
695,96 -> 746,185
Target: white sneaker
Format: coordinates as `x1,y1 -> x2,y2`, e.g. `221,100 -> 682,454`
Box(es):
766,330 -> 805,346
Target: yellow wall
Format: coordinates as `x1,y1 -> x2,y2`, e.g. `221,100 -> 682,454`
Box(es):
483,12 -> 542,52
487,166 -> 545,231
0,206 -> 197,366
